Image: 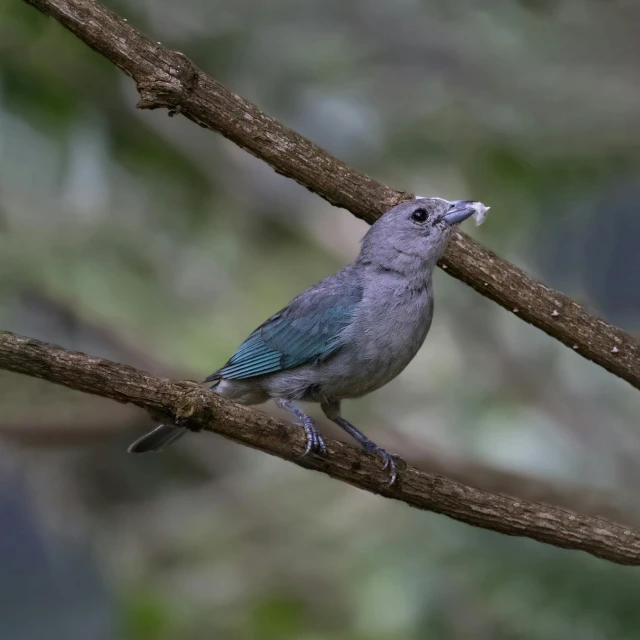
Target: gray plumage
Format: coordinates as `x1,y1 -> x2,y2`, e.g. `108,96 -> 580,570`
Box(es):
129,197 -> 482,484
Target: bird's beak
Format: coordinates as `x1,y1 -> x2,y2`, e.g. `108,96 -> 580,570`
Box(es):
443,200 -> 477,226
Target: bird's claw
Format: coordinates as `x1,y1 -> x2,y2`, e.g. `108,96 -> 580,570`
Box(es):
367,445 -> 402,486
301,417 -> 327,457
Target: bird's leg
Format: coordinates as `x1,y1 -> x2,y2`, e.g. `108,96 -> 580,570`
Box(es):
321,401 -> 401,486
335,418 -> 401,487
276,399 -> 327,457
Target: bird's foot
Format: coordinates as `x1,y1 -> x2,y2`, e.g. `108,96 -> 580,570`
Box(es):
300,416 -> 327,457
275,399 -> 327,457
363,442 -> 402,486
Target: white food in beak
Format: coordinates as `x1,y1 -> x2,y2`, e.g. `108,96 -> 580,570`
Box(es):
470,202 -> 490,226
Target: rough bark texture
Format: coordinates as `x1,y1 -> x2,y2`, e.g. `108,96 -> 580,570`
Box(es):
22,0 -> 640,391
2,330 -> 640,566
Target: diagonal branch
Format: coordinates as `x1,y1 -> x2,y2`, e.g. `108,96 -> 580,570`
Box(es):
22,0 -> 640,391
1,329 -> 640,565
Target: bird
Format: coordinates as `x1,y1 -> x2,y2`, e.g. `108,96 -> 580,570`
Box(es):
128,197 -> 485,485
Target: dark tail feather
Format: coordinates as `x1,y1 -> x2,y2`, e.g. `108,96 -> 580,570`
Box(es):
129,376 -> 220,453
127,424 -> 187,453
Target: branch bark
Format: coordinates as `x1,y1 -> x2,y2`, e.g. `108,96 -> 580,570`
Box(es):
1,331 -> 640,565
22,0 -> 640,391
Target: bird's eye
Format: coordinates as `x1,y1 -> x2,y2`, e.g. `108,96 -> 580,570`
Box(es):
411,208 -> 428,223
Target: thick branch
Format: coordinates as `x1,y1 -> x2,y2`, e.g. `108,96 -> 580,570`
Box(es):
2,330 -> 640,565
22,0 -> 640,391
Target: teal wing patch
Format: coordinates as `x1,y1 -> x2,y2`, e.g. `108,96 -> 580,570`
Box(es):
218,286 -> 362,380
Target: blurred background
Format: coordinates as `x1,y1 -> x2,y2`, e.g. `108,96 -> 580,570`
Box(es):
1,0 -> 640,637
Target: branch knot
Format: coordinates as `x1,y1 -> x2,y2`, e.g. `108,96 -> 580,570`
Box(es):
171,381 -> 216,432
136,51 -> 198,113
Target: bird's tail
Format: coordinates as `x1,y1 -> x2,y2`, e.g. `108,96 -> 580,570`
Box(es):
127,424 -> 187,453
128,376 -> 221,453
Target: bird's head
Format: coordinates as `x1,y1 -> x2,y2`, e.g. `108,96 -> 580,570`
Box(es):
359,198 -> 484,273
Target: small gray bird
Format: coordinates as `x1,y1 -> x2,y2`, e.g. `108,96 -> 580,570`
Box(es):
129,198 -> 483,484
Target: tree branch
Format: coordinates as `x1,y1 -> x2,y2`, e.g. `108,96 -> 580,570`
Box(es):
22,0 -> 640,391
1,330 -> 640,565
6,293 -> 640,529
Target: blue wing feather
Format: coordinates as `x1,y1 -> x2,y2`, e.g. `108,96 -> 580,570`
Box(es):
216,282 -> 362,380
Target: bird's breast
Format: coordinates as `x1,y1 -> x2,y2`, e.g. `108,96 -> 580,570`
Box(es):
323,287 -> 435,399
